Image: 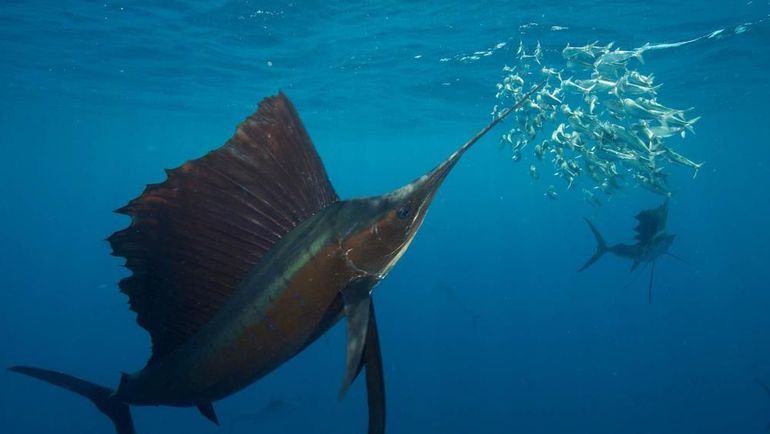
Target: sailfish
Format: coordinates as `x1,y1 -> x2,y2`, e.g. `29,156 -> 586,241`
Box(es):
9,85 -> 543,434
578,199 -> 679,303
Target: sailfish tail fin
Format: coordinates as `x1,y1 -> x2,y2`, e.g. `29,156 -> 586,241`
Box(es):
578,218 -> 608,272
9,366 -> 135,434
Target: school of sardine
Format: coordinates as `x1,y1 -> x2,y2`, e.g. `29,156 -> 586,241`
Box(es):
494,41 -> 703,203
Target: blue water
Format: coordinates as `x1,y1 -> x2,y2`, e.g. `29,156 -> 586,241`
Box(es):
2,1 -> 770,433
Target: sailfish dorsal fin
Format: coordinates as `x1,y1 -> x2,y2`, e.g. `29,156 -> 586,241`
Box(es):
108,92 -> 338,365
633,198 -> 669,244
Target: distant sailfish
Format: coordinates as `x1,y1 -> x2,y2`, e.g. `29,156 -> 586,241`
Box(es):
578,199 -> 681,303
9,85 -> 543,434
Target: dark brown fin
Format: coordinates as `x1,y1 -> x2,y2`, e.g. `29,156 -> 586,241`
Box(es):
340,284 -> 385,434
197,403 -> 219,425
363,303 -> 385,434
339,276 -> 379,400
577,218 -> 608,272
108,92 -> 339,364
634,198 -> 669,244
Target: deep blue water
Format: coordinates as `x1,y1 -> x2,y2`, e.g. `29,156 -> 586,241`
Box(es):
2,1 -> 770,433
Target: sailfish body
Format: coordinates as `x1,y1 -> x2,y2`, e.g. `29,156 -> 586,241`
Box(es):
10,87 -> 542,433
578,199 -> 676,303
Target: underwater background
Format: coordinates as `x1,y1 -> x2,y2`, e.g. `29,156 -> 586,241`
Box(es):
1,1 -> 770,433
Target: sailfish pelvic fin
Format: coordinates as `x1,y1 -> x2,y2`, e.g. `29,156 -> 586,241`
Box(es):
197,403 -> 218,425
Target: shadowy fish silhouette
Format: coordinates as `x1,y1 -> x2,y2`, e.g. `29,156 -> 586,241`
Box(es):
9,85 -> 543,434
578,199 -> 683,303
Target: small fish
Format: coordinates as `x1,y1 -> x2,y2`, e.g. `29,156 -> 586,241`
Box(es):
606,124 -> 649,153
661,113 -> 701,135
630,121 -> 655,141
524,99 -> 544,113
593,58 -> 628,79
538,88 -> 563,107
647,124 -> 683,138
501,131 -> 513,145
602,98 -> 627,119
567,110 -> 597,136
624,70 -> 655,88
597,48 -> 644,65
635,98 -> 692,118
583,158 -> 608,182
620,98 -> 663,120
663,146 -> 704,178
512,137 -> 529,154
577,77 -> 617,94
529,164 -> 539,179
598,177 -> 621,194
504,73 -> 525,87
567,158 -> 582,174
518,41 -> 543,64
544,185 -> 559,199
532,41 -> 543,64
534,140 -> 550,160
562,41 -> 613,67
634,170 -> 670,196
616,75 -> 660,97
565,131 -> 585,151
597,146 -> 637,163
584,94 -> 598,114
562,77 -> 596,94
581,188 -> 602,207
551,123 -> 570,145
541,66 -> 561,79
556,160 -> 580,189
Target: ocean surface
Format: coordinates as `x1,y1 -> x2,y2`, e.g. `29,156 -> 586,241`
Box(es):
1,1 -> 770,433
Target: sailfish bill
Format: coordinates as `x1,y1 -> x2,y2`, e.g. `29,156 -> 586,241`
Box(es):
10,84 -> 543,434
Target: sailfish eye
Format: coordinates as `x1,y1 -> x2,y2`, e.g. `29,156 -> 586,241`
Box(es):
397,206 -> 411,219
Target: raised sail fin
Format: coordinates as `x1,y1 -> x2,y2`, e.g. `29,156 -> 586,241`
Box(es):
634,198 -> 669,244
108,92 -> 339,365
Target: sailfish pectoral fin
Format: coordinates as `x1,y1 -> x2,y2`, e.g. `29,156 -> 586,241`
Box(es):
344,298 -> 386,434
338,276 -> 386,434
339,276 -> 378,400
363,303 -> 385,434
